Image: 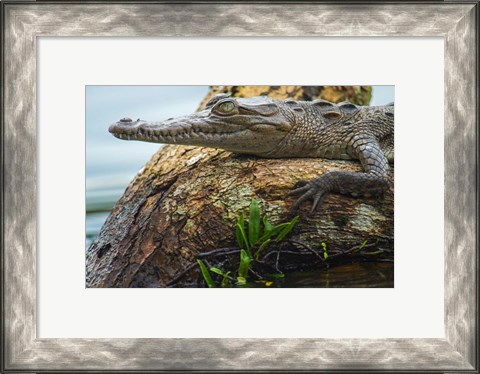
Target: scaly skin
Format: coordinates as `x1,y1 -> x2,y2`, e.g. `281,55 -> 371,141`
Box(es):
109,94 -> 394,212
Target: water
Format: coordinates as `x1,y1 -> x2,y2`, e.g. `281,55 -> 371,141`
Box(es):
86,172 -> 136,247
86,212 -> 110,248
282,262 -> 394,288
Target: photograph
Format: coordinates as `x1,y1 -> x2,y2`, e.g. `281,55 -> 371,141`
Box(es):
86,85 -> 395,288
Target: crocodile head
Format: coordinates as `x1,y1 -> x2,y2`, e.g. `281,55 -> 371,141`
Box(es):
108,94 -> 294,156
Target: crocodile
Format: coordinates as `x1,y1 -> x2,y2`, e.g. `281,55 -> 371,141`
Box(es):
109,94 -> 394,212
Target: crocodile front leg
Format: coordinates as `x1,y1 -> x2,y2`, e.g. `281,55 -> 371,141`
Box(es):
288,137 -> 390,213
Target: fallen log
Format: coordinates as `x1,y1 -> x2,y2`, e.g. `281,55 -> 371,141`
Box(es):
86,145 -> 393,287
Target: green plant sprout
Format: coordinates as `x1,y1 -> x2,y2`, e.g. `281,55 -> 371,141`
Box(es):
198,198 -> 299,288
321,242 -> 328,260
197,259 -> 215,288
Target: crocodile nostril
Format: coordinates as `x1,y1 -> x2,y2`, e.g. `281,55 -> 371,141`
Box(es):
120,117 -> 132,122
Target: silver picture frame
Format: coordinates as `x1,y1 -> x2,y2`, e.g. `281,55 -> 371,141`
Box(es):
2,1 -> 478,372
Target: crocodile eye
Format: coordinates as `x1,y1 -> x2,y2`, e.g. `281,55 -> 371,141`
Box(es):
217,101 -> 235,113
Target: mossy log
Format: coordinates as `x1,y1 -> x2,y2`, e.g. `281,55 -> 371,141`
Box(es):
86,86 -> 392,288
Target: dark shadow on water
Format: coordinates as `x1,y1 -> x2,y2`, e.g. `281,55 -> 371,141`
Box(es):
281,262 -> 394,288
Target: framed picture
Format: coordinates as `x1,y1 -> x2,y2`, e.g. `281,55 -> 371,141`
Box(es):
2,1 -> 478,372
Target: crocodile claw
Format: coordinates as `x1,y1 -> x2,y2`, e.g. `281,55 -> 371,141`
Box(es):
288,176 -> 332,213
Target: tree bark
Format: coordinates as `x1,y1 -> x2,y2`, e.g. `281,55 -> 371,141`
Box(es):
86,86 -> 392,288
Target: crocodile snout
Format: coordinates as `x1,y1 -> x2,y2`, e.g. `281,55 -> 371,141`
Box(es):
109,117 -> 138,134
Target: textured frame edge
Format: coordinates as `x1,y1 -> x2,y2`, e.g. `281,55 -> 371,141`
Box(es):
444,3 -> 478,370
2,2 -> 478,372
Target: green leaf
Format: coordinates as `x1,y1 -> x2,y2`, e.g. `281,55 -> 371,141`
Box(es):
364,250 -> 384,256
255,238 -> 271,260
263,215 -> 272,235
322,242 -> 328,259
236,213 -> 246,249
258,223 -> 288,242
276,215 -> 299,241
267,273 -> 285,279
209,267 -> 223,276
353,240 -> 368,253
237,276 -> 247,285
221,271 -> 232,287
270,222 -> 289,234
197,260 -> 215,288
248,199 -> 261,246
238,249 -> 252,279
236,222 -> 250,251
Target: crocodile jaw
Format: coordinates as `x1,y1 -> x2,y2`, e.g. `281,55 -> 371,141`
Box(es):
108,114 -> 280,155
110,118 -> 242,142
